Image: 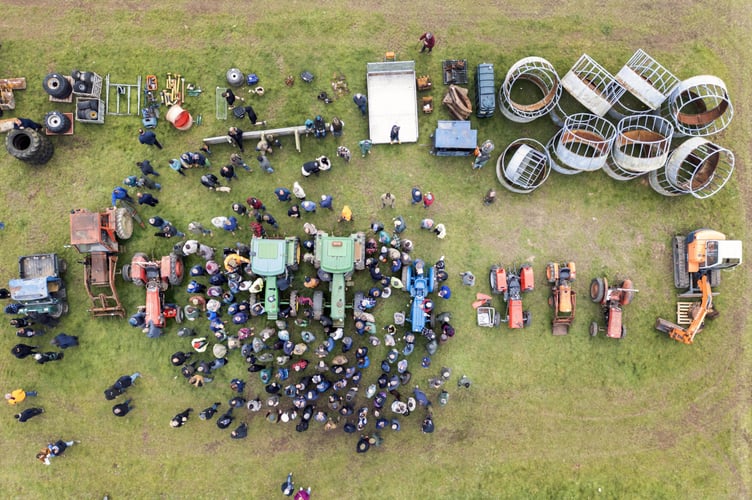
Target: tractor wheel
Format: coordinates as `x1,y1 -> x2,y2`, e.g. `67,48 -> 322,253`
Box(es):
43,73 -> 72,99
129,252 -> 148,286
619,279 -> 634,306
45,111 -> 71,134
312,291 -> 324,321
545,263 -> 557,283
168,253 -> 184,286
114,208 -> 134,239
226,68 -> 244,87
58,258 -> 68,275
548,296 -> 554,308
620,325 -> 627,339
6,129 -> 53,165
589,321 -> 599,337
175,306 -> 184,324
353,291 -> 364,312
288,290 -> 298,317
121,264 -> 132,283
55,287 -> 67,299
567,261 -> 576,281
589,277 -> 606,303
523,310 -> 532,327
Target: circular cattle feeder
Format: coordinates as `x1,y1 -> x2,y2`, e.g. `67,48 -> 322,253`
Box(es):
613,49 -> 679,111
547,113 -> 616,175
661,75 -> 733,137
604,115 -> 674,180
649,137 -> 734,199
165,105 -> 193,131
498,57 -> 561,123
560,54 -> 625,118
496,139 -> 550,193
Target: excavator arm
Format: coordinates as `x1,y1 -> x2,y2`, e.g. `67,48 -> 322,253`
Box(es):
655,275 -> 713,344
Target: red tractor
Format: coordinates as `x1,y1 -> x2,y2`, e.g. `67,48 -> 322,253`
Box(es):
589,277 -> 636,339
490,264 -> 534,329
122,252 -> 184,336
546,261 -> 576,335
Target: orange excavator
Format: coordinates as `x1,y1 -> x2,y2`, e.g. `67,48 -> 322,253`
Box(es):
655,275 -> 714,344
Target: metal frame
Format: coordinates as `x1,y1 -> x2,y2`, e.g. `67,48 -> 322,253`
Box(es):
649,137 -> 734,199
661,75 -> 733,137
561,54 -> 626,117
547,113 -> 616,174
615,49 -> 679,109
603,115 -> 674,180
105,74 -> 141,116
496,138 -> 550,193
499,57 -> 561,123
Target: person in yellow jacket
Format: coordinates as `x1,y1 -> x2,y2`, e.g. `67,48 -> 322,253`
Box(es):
338,205 -> 353,222
5,388 -> 38,405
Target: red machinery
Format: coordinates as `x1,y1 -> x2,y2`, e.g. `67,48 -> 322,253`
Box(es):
546,261 -> 576,335
589,277 -> 636,339
490,264 -> 534,329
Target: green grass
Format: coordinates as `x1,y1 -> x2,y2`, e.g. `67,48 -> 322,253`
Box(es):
0,1 -> 750,498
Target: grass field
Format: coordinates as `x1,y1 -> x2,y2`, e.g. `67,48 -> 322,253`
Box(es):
0,1 -> 749,498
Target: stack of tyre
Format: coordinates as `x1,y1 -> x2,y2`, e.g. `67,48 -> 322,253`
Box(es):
5,129 -> 54,165
42,73 -> 73,100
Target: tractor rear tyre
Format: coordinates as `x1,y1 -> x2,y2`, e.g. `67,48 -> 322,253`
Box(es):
589,277 -> 606,303
6,129 -> 54,165
58,258 -> 68,274
589,321 -> 599,337
289,290 -> 298,317
121,264 -> 132,283
567,262 -> 576,280
129,252 -> 148,286
168,253 -> 184,286
45,111 -> 71,134
545,263 -> 557,283
619,279 -> 634,306
43,73 -> 72,99
312,291 -> 324,321
114,208 -> 134,239
175,306 -> 184,324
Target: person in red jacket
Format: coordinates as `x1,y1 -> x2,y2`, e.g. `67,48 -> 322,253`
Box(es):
419,32 -> 436,53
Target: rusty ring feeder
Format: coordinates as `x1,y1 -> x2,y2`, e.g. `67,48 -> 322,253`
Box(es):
498,57 -> 561,123
546,113 -> 616,175
496,138 -> 550,194
603,115 -> 675,181
661,75 -> 733,137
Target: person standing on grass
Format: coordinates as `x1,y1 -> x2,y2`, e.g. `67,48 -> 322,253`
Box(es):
358,139 -> 372,157
483,189 -> 497,205
5,388 -> 38,405
257,154 -> 274,174
353,93 -> 367,116
419,32 -> 436,53
170,408 -> 193,428
111,186 -> 134,207
199,402 -> 221,420
15,407 -> 44,422
381,192 -> 395,208
222,89 -> 244,109
137,159 -> 160,177
338,205 -> 353,223
33,352 -> 64,364
220,164 -> 238,183
137,192 -> 159,207
112,399 -> 133,417
423,192 -> 434,209
275,187 -> 292,202
138,128 -> 163,149
320,194 -> 333,210
336,146 -> 351,162
389,124 -> 401,145
230,153 -> 251,172
188,221 -> 213,237
169,158 -> 188,176
11,343 -> 38,359
228,126 -> 244,152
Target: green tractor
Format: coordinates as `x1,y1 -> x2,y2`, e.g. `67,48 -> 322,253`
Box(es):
312,231 -> 365,328
249,236 -> 300,321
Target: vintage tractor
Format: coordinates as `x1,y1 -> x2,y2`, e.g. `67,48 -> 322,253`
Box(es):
249,236 -> 301,321
122,252 -> 184,336
589,277 -> 636,339
312,231 -> 366,328
402,259 -> 438,333
546,261 -> 576,335
490,264 -> 534,329
8,253 -> 68,318
69,207 -> 134,317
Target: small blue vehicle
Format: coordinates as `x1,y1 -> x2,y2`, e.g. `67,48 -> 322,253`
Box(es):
9,253 -> 68,318
403,259 -> 437,333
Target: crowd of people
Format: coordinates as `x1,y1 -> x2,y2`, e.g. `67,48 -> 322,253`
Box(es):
2,28 -> 489,495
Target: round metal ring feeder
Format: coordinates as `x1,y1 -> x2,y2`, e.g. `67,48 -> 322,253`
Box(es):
661,75 -> 733,137
649,137 -> 734,199
546,113 -> 616,175
603,115 -> 674,181
496,138 -> 550,193
498,57 -> 561,123
613,49 -> 679,111
560,54 -> 626,117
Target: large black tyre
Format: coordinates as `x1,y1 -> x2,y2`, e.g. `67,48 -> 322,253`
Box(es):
589,321 -> 599,337
523,310 -> 532,327
45,111 -> 71,134
620,325 -> 627,339
114,208 -> 133,239
58,258 -> 68,275
312,291 -> 324,321
168,253 -> 184,286
589,277 -> 606,303
43,73 -> 72,99
5,129 -> 54,165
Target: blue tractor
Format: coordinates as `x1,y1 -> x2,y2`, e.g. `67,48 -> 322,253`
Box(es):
403,259 -> 437,333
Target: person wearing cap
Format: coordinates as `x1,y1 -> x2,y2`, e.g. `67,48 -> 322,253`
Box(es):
393,215 -> 406,234
319,194 -> 333,210
423,192 -> 435,209
389,124 -> 401,145
419,32 -> 436,53
421,412 -> 435,433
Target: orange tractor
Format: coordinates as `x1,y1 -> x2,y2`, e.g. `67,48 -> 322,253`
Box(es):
490,264 -> 534,329
589,277 -> 636,339
122,252 -> 184,337
545,261 -> 576,335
